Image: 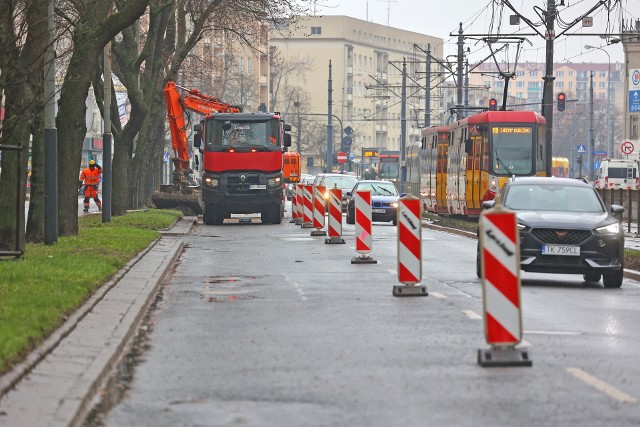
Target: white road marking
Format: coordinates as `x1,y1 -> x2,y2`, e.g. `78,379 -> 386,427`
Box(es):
566,367 -> 638,404
387,269 -> 397,275
525,330 -> 581,336
281,273 -> 308,301
462,310 -> 482,320
430,292 -> 447,299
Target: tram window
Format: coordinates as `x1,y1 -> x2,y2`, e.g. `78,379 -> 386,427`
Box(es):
491,126 -> 534,175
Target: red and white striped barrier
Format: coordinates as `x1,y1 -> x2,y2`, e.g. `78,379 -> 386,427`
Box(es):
302,184 -> 314,228
325,187 -> 345,244
393,195 -> 427,296
351,189 -> 376,264
311,185 -> 327,236
290,184 -> 298,223
478,204 -> 531,367
295,184 -> 303,225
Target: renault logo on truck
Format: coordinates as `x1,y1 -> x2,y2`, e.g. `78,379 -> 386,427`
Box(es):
240,174 -> 246,182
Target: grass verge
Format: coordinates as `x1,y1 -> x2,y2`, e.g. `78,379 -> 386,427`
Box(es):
0,209 -> 182,375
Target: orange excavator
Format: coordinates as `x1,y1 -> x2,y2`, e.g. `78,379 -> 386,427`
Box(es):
151,81 -> 242,213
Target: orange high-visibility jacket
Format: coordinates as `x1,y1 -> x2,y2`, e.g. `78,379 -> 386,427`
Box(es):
80,167 -> 102,186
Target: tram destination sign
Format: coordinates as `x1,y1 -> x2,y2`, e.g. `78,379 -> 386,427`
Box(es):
492,126 -> 532,134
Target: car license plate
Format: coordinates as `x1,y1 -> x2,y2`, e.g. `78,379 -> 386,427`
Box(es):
541,244 -> 580,256
372,208 -> 386,213
249,184 -> 266,189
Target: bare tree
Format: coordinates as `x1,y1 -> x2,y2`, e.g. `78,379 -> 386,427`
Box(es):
0,0 -> 49,249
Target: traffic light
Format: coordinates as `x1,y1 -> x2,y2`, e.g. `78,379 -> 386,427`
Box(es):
557,92 -> 566,112
341,136 -> 352,153
488,98 -> 497,111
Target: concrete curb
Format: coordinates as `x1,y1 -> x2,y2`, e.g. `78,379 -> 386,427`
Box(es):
422,220 -> 640,281
0,237 -> 161,399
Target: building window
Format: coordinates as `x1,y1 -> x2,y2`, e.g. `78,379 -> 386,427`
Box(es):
311,26 -> 321,35
556,81 -> 564,89
599,82 -> 606,89
556,71 -> 564,77
631,116 -> 638,140
529,70 -> 538,77
516,70 -> 525,77
569,82 -> 574,89
516,81 -> 524,88
600,71 -> 606,78
569,71 -> 574,77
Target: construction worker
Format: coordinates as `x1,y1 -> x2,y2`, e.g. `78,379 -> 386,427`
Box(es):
79,160 -> 102,212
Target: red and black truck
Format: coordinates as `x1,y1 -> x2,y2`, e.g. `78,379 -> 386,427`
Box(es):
194,112 -> 292,225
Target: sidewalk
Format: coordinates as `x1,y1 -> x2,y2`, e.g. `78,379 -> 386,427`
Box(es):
0,217 -> 195,427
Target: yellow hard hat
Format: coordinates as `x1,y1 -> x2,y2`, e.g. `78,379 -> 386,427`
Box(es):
89,160 -> 95,165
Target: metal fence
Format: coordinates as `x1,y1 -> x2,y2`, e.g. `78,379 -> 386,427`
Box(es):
596,188 -> 640,234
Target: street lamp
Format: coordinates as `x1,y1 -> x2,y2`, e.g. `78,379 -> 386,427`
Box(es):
585,44 -> 613,158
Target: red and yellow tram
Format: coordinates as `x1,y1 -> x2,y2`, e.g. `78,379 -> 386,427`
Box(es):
407,110 -> 547,217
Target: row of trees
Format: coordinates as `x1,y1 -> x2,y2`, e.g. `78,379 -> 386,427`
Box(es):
0,0 -> 311,251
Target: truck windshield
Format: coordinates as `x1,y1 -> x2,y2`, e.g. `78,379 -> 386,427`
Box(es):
490,126 -> 534,175
205,119 -> 279,149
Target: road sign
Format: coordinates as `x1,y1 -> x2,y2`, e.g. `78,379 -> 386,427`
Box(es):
621,141 -> 634,155
336,152 -> 348,164
577,145 -> 586,154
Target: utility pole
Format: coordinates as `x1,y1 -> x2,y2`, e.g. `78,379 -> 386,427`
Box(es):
294,96 -> 302,154
327,60 -> 334,172
400,58 -> 407,182
102,44 -> 112,223
541,0 -> 557,177
425,43 -> 431,127
589,71 -> 595,181
44,0 -> 57,244
456,23 -> 464,119
464,58 -> 469,117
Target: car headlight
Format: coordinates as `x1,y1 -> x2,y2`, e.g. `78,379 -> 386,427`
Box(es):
596,223 -> 620,234
391,202 -> 398,208
267,177 -> 281,188
204,176 -> 218,187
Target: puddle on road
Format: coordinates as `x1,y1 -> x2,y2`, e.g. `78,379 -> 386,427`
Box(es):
202,275 -> 262,303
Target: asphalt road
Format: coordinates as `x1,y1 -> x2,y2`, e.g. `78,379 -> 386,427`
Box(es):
87,206 -> 640,426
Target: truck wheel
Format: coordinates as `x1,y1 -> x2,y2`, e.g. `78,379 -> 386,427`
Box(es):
212,206 -> 225,225
204,205 -> 215,225
273,204 -> 283,224
261,209 -> 272,224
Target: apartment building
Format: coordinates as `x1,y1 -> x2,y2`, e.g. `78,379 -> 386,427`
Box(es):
468,61 -> 625,111
622,21 -> 640,145
270,15 -> 442,167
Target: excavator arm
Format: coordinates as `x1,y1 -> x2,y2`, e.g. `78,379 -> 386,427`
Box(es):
163,81 -> 242,178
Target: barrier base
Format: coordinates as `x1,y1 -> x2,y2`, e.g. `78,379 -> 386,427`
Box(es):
325,236 -> 346,244
351,254 -> 377,264
301,222 -> 314,228
392,285 -> 428,297
477,346 -> 532,367
311,229 -> 327,236
295,218 -> 303,225
290,218 -> 297,223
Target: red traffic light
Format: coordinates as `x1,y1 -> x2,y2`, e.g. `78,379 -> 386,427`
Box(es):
557,92 -> 566,111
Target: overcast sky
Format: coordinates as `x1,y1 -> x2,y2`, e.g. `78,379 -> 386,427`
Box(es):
317,0 -> 640,66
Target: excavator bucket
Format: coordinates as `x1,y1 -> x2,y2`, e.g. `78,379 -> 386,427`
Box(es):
151,185 -> 202,215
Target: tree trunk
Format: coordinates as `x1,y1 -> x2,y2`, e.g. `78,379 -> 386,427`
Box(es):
26,109 -> 45,243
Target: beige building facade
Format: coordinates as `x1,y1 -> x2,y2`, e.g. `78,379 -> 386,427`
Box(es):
271,16 -> 442,166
